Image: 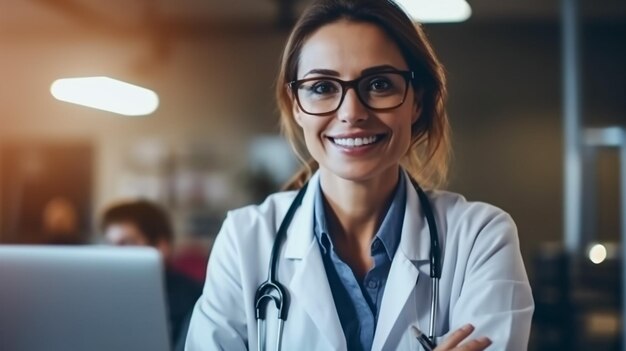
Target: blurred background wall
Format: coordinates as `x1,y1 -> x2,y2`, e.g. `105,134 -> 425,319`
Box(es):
0,0 -> 624,349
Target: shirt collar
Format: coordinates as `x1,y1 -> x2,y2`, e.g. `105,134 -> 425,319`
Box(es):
313,182 -> 332,254
312,171 -> 407,260
375,171 -> 406,260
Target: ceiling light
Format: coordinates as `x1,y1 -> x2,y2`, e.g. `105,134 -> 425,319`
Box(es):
50,77 -> 159,116
588,244 -> 607,264
395,0 -> 472,23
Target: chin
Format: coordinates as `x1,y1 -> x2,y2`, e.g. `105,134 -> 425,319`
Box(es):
322,161 -> 396,183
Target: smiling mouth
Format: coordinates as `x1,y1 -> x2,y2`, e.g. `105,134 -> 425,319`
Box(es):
328,134 -> 386,148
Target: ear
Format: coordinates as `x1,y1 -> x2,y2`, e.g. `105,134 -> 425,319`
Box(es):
292,100 -> 305,127
284,86 -> 302,126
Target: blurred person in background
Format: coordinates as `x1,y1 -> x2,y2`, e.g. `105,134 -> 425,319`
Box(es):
101,199 -> 202,351
186,0 -> 534,350
42,196 -> 83,245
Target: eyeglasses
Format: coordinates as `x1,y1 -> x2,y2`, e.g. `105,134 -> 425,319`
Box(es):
288,70 -> 414,116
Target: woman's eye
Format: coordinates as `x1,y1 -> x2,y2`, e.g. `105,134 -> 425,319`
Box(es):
369,78 -> 392,91
310,81 -> 338,95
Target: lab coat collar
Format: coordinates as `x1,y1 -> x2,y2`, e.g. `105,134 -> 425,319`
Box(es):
371,170 -> 434,351
397,169 -> 432,262
284,171 -> 318,260
283,171 -> 346,350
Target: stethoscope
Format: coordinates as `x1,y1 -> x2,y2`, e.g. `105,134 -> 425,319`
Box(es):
254,179 -> 442,351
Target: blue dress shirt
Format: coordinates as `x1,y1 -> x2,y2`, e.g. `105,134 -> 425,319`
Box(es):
313,172 -> 407,351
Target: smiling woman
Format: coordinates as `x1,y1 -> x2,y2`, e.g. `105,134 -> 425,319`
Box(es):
185,1 -> 534,351
278,4 -> 451,191
289,20 -> 425,188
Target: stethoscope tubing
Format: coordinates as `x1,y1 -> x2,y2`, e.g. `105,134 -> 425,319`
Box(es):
413,179 -> 442,342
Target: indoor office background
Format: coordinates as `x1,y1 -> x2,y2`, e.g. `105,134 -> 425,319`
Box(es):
0,0 -> 624,350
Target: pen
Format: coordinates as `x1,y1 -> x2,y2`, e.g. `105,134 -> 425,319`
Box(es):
411,325 -> 436,351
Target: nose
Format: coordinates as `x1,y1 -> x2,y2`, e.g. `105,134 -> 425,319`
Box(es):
337,87 -> 369,124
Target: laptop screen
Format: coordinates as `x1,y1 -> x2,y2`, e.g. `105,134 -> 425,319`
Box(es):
0,245 -> 171,351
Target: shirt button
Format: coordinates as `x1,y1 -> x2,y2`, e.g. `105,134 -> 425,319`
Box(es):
372,241 -> 380,251
321,235 -> 331,250
367,280 -> 378,288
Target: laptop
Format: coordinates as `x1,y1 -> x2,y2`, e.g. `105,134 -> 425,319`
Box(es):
0,245 -> 171,351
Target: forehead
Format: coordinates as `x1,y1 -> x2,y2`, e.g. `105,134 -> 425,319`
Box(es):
298,20 -> 408,78
104,222 -> 144,239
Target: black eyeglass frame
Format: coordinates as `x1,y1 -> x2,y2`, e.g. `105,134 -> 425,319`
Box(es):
287,70 -> 415,116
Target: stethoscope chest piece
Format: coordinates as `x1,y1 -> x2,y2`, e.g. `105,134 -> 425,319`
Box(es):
255,280 -> 288,351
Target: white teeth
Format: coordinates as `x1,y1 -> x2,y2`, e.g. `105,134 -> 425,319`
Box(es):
332,136 -> 378,147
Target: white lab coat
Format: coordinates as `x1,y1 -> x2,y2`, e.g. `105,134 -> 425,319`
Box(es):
186,172 -> 534,351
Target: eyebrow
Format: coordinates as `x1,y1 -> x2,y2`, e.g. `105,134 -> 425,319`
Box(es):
302,65 -> 404,78
302,69 -> 340,78
361,65 -> 402,75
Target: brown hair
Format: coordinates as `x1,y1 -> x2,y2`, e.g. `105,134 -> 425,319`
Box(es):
101,200 -> 173,246
277,0 -> 450,190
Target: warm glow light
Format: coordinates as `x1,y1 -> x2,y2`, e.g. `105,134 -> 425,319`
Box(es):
589,244 -> 607,264
50,77 -> 159,116
395,0 -> 472,23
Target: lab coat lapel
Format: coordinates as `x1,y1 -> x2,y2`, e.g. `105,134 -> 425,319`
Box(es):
372,173 -> 432,351
284,172 -> 346,351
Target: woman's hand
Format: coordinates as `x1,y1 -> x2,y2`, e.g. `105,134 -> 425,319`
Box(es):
434,324 -> 492,351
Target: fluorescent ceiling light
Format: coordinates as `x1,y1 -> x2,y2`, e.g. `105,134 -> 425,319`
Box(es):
395,0 -> 472,23
588,244 -> 607,264
50,77 -> 159,116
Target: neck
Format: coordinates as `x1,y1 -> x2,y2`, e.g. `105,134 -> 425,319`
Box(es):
319,166 -> 401,244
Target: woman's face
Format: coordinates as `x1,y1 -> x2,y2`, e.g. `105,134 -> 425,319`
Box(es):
293,20 -> 420,183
